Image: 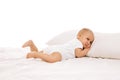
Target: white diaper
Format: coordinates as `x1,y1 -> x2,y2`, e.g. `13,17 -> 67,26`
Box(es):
43,38 -> 83,60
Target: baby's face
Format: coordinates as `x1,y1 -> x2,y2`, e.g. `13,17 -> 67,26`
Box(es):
80,32 -> 94,48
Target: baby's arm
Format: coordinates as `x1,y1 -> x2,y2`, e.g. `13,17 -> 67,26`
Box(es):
75,48 -> 90,58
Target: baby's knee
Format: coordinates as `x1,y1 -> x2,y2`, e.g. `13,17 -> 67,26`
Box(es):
26,53 -> 34,58
51,52 -> 62,61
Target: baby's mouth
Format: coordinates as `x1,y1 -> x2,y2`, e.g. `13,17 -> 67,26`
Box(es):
85,43 -> 89,48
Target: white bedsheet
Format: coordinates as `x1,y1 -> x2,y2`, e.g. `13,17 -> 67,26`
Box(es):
0,47 -> 120,80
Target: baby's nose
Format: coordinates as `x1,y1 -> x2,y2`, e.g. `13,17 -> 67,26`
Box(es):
87,42 -> 90,47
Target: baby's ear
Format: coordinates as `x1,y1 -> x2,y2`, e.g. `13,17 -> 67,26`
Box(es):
77,34 -> 81,39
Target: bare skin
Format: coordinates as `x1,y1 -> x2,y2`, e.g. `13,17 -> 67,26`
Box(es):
22,40 -> 62,63
22,40 -> 38,52
75,30 -> 94,57
22,28 -> 94,63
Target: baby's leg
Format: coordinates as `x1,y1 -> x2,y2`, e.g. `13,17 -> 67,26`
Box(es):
22,40 -> 38,52
27,51 -> 62,63
26,52 -> 36,58
26,51 -> 43,58
39,52 -> 62,63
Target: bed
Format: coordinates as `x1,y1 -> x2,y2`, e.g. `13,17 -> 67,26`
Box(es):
0,47 -> 120,80
1,29 -> 120,80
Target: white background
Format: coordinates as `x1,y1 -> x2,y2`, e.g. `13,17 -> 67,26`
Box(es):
0,0 -> 120,48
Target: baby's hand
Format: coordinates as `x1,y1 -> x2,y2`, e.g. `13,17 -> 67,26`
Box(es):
84,48 -> 90,50
83,48 -> 90,54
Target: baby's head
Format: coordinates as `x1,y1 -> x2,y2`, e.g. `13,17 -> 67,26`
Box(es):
77,28 -> 94,48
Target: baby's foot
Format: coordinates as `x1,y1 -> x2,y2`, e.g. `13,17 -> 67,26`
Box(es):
26,53 -> 34,58
22,40 -> 33,48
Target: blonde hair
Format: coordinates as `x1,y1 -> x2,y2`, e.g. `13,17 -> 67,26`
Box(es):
77,28 -> 93,36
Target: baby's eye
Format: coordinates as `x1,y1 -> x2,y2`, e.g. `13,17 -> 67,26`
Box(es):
90,41 -> 93,44
90,42 -> 92,44
87,38 -> 89,40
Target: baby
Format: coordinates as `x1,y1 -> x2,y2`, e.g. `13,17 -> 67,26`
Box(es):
22,28 -> 94,63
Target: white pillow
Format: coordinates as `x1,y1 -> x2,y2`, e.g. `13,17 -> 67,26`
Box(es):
87,32 -> 120,59
46,30 -> 120,59
46,29 -> 79,45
